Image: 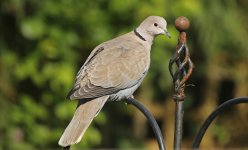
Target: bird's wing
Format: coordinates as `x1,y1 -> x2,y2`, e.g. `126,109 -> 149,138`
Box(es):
67,36 -> 150,99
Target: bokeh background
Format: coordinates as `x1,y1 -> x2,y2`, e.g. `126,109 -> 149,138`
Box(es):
1,0 -> 248,149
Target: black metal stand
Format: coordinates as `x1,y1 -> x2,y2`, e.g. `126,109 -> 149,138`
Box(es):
169,16 -> 193,150
173,101 -> 184,150
125,97 -> 166,150
192,97 -> 248,149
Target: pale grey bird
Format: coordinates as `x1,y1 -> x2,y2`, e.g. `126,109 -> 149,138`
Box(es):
59,16 -> 171,147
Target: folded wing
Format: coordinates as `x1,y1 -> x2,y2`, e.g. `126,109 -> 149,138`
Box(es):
67,37 -> 150,100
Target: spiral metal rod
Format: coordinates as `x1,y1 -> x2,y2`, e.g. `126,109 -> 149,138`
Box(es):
169,16 -> 193,150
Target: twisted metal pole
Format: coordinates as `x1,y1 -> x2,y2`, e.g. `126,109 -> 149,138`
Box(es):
169,16 -> 194,150
125,98 -> 166,150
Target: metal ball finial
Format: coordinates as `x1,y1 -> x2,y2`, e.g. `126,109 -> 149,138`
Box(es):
175,16 -> 190,32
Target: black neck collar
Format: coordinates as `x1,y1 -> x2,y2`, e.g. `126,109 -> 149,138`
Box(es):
134,28 -> 146,41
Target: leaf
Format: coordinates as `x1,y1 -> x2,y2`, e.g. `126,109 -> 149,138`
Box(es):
20,18 -> 46,40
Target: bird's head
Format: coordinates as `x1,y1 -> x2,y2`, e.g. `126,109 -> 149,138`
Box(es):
138,16 -> 171,38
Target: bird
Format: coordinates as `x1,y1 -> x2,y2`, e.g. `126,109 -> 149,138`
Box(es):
58,16 -> 171,147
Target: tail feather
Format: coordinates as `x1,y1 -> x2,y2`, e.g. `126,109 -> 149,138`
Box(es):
58,96 -> 109,147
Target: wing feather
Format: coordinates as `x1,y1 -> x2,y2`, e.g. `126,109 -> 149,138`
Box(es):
67,33 -> 150,100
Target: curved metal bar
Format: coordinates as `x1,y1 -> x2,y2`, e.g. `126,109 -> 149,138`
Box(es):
169,54 -> 179,77
169,45 -> 185,79
124,97 -> 166,150
173,60 -> 187,83
178,43 -> 185,53
192,97 -> 248,149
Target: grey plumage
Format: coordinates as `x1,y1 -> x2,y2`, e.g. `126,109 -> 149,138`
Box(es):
59,16 -> 170,147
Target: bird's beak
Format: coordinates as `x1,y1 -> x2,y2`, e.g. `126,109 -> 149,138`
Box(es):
164,29 -> 171,38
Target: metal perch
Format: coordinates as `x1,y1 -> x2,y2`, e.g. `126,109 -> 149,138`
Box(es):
125,98 -> 166,150
169,16 -> 194,150
192,97 -> 248,149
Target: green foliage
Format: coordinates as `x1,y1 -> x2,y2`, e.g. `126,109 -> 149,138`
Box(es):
0,0 -> 248,149
212,125 -> 231,145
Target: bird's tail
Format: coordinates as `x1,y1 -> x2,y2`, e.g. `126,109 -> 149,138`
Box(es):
58,96 -> 109,147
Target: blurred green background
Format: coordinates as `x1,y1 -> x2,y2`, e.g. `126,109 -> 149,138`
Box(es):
1,0 -> 248,149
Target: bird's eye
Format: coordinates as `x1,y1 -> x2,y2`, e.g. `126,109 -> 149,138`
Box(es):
154,23 -> 158,27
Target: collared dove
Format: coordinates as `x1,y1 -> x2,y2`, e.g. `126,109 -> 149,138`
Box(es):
59,16 -> 171,147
